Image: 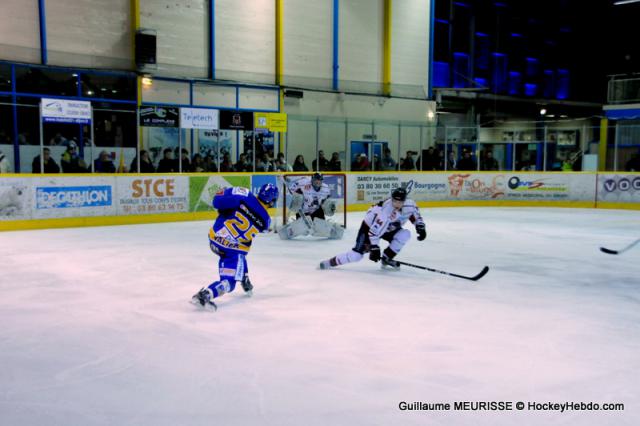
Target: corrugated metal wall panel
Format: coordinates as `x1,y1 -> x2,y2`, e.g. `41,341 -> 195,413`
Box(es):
339,0 -> 384,94
283,0 -> 333,90
391,0 -> 430,98
46,0 -> 132,69
238,87 -> 279,111
142,79 -> 190,104
0,0 -> 41,63
215,0 -> 275,84
193,84 -> 236,108
141,0 -> 208,78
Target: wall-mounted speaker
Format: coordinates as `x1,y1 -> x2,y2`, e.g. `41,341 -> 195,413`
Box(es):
284,89 -> 304,99
135,30 -> 157,67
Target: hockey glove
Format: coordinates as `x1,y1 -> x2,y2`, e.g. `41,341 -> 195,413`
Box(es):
369,245 -> 381,262
416,223 -> 427,241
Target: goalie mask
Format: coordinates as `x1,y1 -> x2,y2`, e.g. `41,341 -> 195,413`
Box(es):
311,173 -> 323,191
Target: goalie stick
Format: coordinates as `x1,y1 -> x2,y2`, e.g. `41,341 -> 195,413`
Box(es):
600,238 -> 640,255
395,261 -> 490,281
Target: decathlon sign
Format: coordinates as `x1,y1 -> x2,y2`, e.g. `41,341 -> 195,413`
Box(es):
41,98 -> 92,124
36,186 -> 112,209
180,107 -> 219,129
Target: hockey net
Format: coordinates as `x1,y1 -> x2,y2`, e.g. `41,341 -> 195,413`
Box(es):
272,173 -> 347,231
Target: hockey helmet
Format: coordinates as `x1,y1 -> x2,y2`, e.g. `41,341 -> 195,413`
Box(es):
391,187 -> 407,202
257,183 -> 279,206
311,172 -> 323,190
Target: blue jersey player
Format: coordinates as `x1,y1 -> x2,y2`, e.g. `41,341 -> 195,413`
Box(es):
192,183 -> 279,311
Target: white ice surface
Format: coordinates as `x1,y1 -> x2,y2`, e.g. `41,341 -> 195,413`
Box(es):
0,207 -> 639,426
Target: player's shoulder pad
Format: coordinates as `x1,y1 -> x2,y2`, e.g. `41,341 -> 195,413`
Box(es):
403,198 -> 418,208
231,187 -> 250,197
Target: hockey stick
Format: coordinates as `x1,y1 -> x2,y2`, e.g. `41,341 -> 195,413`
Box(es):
600,238 -> 640,255
396,261 -> 490,281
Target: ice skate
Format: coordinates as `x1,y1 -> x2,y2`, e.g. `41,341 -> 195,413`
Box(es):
319,257 -> 337,269
241,276 -> 253,296
381,255 -> 400,270
191,287 -> 217,311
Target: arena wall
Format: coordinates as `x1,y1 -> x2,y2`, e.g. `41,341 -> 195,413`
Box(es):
1,172 -> 639,231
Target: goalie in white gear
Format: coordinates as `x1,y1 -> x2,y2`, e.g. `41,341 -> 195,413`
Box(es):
319,187 -> 426,270
279,173 -> 344,240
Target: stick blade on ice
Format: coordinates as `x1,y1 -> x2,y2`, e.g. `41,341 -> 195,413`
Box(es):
600,247 -> 619,255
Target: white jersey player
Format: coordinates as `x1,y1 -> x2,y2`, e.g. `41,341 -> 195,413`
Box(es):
289,173 -> 332,218
319,187 -> 426,269
279,173 -> 344,240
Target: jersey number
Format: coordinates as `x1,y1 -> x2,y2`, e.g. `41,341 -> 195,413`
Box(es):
225,211 -> 259,245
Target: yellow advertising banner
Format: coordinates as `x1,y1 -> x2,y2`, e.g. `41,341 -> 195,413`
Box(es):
254,112 -> 287,132
268,112 -> 287,132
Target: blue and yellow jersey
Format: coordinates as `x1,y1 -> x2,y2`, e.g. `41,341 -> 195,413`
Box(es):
208,187 -> 271,253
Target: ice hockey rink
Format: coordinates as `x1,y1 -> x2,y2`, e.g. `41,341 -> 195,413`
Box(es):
1,207 -> 638,426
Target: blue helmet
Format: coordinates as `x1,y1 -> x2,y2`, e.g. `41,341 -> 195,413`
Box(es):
257,183 -> 279,206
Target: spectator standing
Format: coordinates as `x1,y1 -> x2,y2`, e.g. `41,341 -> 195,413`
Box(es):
626,151 -> 640,171
32,148 -> 60,173
312,150 -> 330,171
192,153 -> 206,172
399,151 -> 416,171
274,153 -> 293,172
204,154 -> 218,172
94,151 -> 116,173
352,153 -> 370,171
61,141 -> 84,173
292,155 -> 309,172
234,153 -> 253,172
219,153 -> 234,172
130,150 -> 156,173
446,150 -> 457,170
178,148 -> 192,172
481,151 -> 499,171
328,152 -> 342,171
380,148 -> 397,171
457,150 -> 477,171
157,148 -> 177,173
421,147 -> 439,170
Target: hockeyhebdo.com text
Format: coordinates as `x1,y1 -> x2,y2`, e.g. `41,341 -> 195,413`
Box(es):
398,400 -> 624,413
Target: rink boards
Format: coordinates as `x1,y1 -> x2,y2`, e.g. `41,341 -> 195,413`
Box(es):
1,171 -> 639,230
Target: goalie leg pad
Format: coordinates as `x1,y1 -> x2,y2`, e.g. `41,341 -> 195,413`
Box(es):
329,223 -> 344,240
312,218 -> 333,238
312,218 -> 344,239
279,217 -> 311,240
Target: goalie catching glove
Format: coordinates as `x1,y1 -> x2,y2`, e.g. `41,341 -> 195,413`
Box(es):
321,199 -> 337,217
416,223 -> 427,241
